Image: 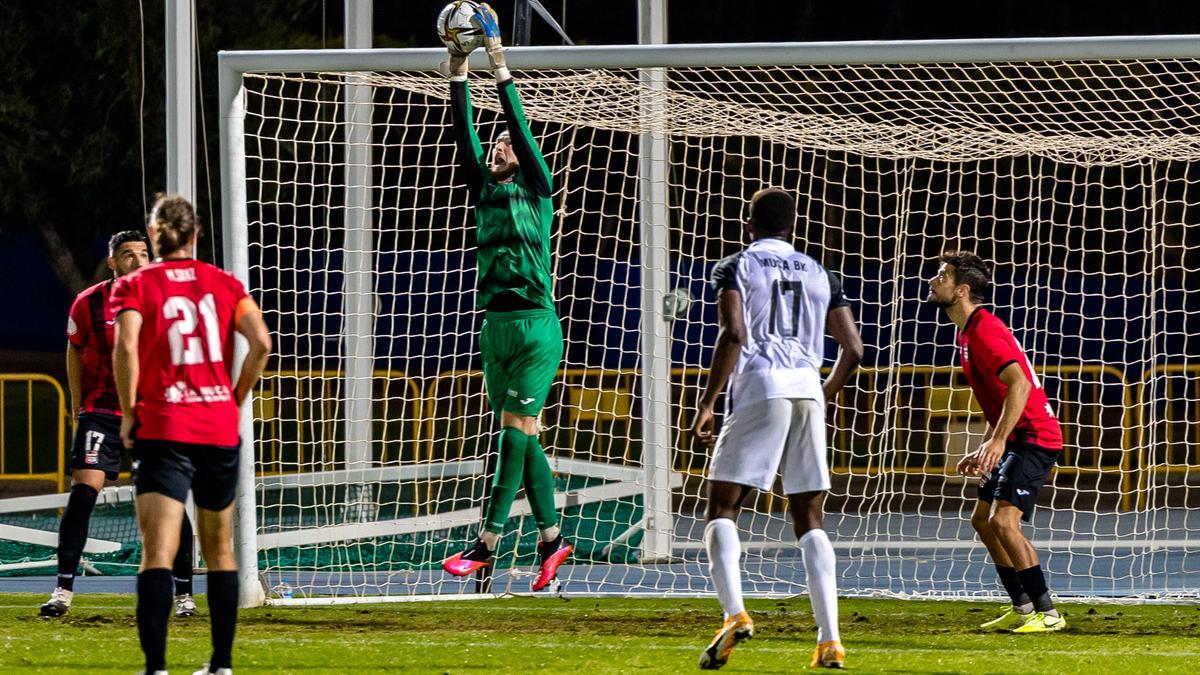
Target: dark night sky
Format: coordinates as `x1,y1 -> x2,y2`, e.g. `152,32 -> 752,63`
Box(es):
6,0 -> 1200,355
384,1 -> 1200,46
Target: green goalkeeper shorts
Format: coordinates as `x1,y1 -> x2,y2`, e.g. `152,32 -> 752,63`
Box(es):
479,308 -> 564,417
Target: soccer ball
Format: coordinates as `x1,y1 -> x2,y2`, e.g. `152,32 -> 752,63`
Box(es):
437,1 -> 485,56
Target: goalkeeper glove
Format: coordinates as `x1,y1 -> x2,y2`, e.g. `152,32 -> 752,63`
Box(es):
439,53 -> 469,80
472,3 -> 507,73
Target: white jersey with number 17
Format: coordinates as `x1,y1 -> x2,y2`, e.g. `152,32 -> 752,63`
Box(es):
711,237 -> 849,411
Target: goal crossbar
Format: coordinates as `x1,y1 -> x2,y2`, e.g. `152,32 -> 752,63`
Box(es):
219,35 -> 1200,77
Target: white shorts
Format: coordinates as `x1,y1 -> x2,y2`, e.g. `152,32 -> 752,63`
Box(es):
708,398 -> 831,495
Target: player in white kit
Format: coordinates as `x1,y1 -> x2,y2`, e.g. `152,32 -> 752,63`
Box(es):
692,188 -> 863,670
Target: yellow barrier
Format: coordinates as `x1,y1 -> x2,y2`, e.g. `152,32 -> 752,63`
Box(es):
256,369 -> 423,474
824,365 -> 1135,508
0,374 -> 67,493
1134,365 -> 1200,510
7,361 -> 1182,511
252,362 -> 1198,513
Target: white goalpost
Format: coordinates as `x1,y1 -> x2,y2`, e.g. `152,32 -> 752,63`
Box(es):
217,37 -> 1200,607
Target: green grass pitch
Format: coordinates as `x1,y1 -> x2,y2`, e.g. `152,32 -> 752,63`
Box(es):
2,594 -> 1199,673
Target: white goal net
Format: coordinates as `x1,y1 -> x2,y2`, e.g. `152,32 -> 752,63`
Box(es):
222,40 -> 1200,603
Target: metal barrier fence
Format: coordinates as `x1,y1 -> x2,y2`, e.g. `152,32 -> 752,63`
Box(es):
0,374 -> 66,492
247,364 -> 1196,513
7,365 -> 1197,511
1135,364 -> 1200,510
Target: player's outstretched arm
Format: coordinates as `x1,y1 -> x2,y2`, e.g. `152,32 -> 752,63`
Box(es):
474,2 -> 553,196
972,363 -> 1031,475
232,297 -> 272,408
692,288 -> 746,448
495,79 -> 552,197
112,310 -> 143,449
823,305 -> 864,405
65,341 -> 82,416
447,61 -> 487,196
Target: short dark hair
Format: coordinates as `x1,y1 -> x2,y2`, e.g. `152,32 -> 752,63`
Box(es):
108,230 -> 150,257
940,250 -> 991,303
748,188 -> 796,237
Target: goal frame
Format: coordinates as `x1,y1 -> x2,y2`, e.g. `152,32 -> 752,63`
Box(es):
217,35 -> 1200,608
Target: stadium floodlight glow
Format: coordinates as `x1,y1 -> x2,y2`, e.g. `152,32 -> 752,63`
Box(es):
216,36 -> 1200,607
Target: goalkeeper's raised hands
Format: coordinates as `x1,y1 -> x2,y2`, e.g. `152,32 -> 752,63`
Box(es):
440,53 -> 469,79
471,3 -> 506,72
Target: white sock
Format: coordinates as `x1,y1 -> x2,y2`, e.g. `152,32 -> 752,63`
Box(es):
799,528 -> 840,644
540,525 -> 560,543
479,530 -> 499,551
704,518 -> 745,619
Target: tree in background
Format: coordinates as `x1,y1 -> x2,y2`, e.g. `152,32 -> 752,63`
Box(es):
0,0 -> 335,295
2,0 -> 1195,298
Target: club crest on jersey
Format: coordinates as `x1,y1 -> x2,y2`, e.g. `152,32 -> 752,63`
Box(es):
166,268 -> 197,282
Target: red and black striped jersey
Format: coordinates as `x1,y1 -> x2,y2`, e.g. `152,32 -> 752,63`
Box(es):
66,280 -> 121,416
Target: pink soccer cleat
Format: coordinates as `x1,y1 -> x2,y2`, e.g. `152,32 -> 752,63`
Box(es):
442,539 -> 494,576
531,535 -> 573,591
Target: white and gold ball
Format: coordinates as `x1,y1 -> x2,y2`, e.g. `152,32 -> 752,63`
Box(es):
437,1 -> 485,56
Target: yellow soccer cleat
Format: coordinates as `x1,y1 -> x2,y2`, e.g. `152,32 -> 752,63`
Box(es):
1011,611 -> 1066,633
810,640 -> 846,669
980,607 -> 1033,631
698,611 -> 754,670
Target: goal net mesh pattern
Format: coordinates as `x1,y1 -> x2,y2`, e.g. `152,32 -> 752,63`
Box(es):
239,58 -> 1200,600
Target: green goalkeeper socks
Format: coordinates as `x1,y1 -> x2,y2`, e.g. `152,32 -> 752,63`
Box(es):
482,428 -> 560,535
483,427 -> 529,533
523,434 -> 559,531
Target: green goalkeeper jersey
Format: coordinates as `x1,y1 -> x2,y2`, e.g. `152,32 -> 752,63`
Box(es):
450,78 -> 556,312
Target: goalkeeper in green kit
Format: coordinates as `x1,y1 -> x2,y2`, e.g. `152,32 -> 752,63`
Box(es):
440,2 -> 572,592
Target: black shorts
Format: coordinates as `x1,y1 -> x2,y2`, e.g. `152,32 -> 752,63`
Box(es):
133,439 -> 240,511
977,441 -> 1059,522
71,412 -> 124,480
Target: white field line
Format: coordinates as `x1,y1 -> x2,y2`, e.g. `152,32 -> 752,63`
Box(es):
14,634 -> 1190,659
2,633 -> 1198,658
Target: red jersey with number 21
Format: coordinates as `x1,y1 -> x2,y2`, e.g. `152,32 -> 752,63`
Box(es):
109,259 -> 249,447
958,308 -> 1063,450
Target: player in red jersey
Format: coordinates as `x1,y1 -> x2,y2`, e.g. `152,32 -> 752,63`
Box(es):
41,231 -> 197,619
928,251 -> 1065,634
112,196 -> 271,675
